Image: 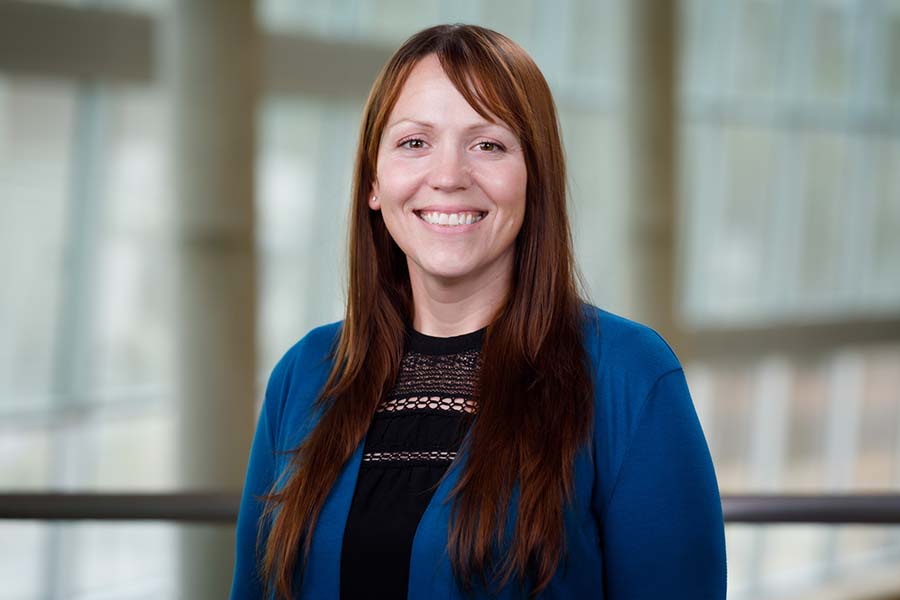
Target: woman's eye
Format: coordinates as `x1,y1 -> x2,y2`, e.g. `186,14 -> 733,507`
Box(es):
400,138 -> 426,149
476,141 -> 504,152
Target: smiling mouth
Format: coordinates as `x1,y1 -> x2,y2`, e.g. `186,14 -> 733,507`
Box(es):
414,210 -> 487,226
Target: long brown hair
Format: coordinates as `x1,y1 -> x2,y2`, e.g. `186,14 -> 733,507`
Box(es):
261,24 -> 594,599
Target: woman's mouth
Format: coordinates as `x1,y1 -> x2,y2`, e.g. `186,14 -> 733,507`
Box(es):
414,210 -> 486,227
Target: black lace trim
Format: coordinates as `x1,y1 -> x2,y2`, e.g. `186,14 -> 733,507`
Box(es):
361,324 -> 483,467
375,396 -> 478,414
362,450 -> 457,463
387,349 -> 482,401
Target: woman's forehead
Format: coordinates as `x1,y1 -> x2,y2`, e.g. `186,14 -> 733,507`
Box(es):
386,57 -> 511,134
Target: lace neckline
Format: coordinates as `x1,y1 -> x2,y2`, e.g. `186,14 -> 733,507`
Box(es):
404,323 -> 486,355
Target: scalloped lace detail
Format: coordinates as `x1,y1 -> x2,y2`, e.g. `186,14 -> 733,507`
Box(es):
375,396 -> 477,414
362,450 -> 458,463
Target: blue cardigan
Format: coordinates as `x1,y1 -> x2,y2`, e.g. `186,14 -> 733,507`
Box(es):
230,305 -> 727,599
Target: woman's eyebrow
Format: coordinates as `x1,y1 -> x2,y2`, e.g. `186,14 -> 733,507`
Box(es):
387,118 -> 434,130
386,118 -> 511,135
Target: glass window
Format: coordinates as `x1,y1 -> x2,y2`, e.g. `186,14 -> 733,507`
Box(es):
679,0 -> 900,326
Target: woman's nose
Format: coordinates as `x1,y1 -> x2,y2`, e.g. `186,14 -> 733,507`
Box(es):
426,145 -> 472,192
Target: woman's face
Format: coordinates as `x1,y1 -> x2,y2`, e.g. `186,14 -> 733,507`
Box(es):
370,54 -> 527,287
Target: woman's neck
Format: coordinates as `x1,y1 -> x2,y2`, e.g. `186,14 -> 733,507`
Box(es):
407,255 -> 511,337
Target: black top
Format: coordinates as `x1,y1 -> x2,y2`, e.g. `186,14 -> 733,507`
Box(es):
339,324 -> 485,600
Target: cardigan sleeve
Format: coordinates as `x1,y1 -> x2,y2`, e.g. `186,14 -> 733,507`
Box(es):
598,368 -> 727,599
229,321 -> 340,600
229,359 -> 286,600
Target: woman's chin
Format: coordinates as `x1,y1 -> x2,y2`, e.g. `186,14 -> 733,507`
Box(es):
410,260 -> 483,285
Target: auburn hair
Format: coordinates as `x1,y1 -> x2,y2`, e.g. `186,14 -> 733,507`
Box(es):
260,23 -> 595,599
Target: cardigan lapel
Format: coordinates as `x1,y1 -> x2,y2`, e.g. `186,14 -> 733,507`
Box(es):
407,435 -> 527,600
407,432 -> 471,600
300,430 -> 466,599
300,433 -> 367,598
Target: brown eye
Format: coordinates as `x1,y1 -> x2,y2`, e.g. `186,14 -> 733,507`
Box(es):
477,141 -> 504,152
401,138 -> 426,149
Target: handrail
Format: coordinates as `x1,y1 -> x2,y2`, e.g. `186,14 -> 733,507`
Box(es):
724,493 -> 900,524
1,493 -> 899,524
0,493 -> 239,523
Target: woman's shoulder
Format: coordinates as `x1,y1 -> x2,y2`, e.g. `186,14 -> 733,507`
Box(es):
579,302 -> 683,387
274,320 -> 343,377
271,320 -> 343,392
264,320 -> 344,448
579,305 -> 697,496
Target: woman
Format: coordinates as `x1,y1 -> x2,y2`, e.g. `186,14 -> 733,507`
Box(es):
230,24 -> 726,600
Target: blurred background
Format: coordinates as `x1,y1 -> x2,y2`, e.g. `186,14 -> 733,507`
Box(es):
0,0 -> 899,598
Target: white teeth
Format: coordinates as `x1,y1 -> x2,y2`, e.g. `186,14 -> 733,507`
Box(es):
417,211 -> 486,226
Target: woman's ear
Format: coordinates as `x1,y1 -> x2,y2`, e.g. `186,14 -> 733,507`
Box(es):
368,184 -> 380,210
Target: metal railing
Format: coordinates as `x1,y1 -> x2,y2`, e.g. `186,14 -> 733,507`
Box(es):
1,493 -> 900,525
